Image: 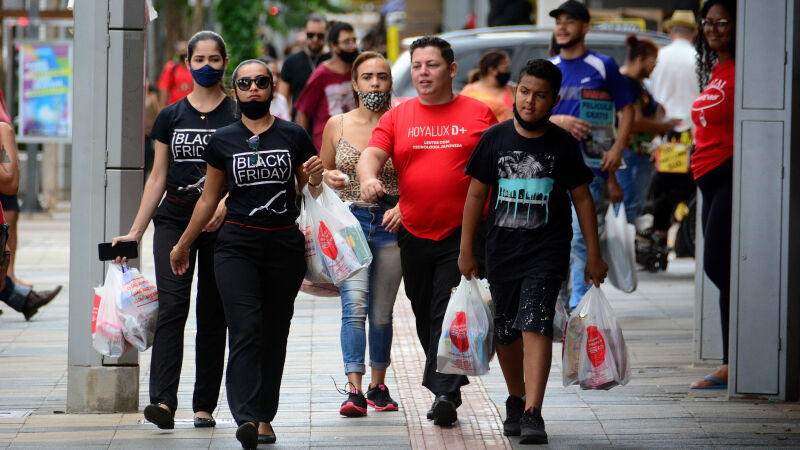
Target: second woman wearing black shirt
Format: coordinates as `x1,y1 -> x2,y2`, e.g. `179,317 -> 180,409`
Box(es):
169,59 -> 323,449
113,30 -> 233,430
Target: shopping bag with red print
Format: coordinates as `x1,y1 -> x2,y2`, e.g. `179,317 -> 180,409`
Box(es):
118,266 -> 159,351
301,183 -> 372,286
92,263 -> 130,357
562,285 -> 630,389
436,276 -> 492,376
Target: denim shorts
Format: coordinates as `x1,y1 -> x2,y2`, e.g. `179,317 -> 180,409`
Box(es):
490,275 -> 563,345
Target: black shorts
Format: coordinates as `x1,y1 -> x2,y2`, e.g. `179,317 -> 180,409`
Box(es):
0,193 -> 19,211
490,275 -> 562,345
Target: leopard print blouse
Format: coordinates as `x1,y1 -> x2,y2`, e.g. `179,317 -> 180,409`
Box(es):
334,114 -> 399,202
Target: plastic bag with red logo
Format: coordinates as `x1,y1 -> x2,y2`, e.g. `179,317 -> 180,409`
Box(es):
301,183 -> 372,286
436,276 -> 492,376
297,197 -> 336,292
562,285 -> 630,389
117,266 -> 159,351
92,263 -> 131,357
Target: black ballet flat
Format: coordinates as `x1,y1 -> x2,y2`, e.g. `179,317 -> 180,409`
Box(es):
258,432 -> 277,444
235,422 -> 258,449
194,416 -> 216,428
143,404 -> 174,430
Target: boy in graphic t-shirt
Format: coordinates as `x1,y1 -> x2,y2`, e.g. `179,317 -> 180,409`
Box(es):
459,59 -> 608,445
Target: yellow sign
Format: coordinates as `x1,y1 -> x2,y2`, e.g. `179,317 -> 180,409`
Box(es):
656,131 -> 692,174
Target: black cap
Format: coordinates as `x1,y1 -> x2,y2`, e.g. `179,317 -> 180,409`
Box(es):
549,0 -> 590,22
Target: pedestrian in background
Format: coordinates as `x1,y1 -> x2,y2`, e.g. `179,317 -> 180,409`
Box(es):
279,14 -> 330,116
157,41 -> 193,106
547,0 -> 633,311
647,10 -> 700,122
616,35 -> 681,224
357,36 -> 497,427
170,59 -> 323,448
460,49 -> 514,122
689,0 -> 736,390
0,123 -> 61,319
0,88 -> 28,289
319,51 -> 402,417
113,30 -> 234,431
295,21 -> 359,151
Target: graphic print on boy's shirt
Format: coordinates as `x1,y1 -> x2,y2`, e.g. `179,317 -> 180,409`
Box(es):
495,151 -> 555,229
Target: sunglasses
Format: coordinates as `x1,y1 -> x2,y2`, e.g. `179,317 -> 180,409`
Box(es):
306,32 -> 325,40
235,75 -> 272,90
247,136 -> 260,162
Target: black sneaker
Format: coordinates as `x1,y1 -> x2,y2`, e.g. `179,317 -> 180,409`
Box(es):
333,378 -> 367,417
366,384 -> 399,411
520,407 -> 548,445
503,395 -> 524,436
431,394 -> 457,426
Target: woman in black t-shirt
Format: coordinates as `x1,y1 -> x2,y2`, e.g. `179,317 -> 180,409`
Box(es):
169,59 -> 323,449
112,31 -> 234,430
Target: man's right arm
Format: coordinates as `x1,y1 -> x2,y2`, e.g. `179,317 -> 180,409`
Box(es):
356,147 -> 390,202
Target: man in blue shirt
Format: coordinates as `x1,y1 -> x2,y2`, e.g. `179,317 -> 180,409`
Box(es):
548,0 -> 634,309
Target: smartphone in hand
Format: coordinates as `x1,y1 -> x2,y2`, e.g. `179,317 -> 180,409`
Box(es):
98,241 -> 138,261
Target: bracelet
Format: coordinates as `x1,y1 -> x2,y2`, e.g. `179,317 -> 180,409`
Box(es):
308,179 -> 322,187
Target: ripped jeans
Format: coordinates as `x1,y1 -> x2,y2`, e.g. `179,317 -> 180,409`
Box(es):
338,205 -> 403,374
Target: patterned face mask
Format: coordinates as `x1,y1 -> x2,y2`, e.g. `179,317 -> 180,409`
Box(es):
357,90 -> 391,112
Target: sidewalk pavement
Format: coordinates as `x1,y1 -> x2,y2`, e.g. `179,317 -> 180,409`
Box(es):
0,211 -> 798,449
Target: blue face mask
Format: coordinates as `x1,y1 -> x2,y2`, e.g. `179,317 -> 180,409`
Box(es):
190,64 -> 225,88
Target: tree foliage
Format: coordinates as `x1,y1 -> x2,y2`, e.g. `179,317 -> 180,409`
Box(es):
215,0 -> 264,75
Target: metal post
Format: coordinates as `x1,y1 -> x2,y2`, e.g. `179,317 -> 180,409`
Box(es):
67,0 -> 146,413
21,0 -> 44,212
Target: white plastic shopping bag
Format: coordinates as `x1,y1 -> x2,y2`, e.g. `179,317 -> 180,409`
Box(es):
553,299 -> 568,343
298,198 -> 333,284
437,276 -> 493,376
118,267 -> 159,351
601,204 -> 638,293
92,264 -> 129,357
301,184 -> 372,286
562,285 -> 630,390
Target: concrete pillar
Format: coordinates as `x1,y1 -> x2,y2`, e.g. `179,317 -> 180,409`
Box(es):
67,0 -> 147,413
728,0 -> 799,401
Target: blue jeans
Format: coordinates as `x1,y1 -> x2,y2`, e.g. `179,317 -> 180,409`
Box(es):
569,176 -> 608,308
338,205 -> 403,374
616,149 -> 654,224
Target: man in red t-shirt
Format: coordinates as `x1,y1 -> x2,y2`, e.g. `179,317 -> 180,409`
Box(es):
357,36 -> 497,426
294,22 -> 358,151
157,41 -> 193,106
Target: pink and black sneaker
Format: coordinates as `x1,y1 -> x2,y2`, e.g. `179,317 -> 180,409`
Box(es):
366,384 -> 399,412
339,387 -> 368,417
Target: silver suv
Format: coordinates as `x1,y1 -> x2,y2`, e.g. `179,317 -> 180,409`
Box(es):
391,26 -> 671,98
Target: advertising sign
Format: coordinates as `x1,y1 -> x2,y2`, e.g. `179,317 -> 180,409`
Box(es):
19,42 -> 73,140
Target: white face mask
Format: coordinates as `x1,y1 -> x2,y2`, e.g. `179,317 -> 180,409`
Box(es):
357,90 -> 391,111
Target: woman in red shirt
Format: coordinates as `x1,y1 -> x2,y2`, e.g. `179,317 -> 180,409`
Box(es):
689,0 -> 735,390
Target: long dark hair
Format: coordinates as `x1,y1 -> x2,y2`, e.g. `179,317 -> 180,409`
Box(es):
694,0 -> 736,90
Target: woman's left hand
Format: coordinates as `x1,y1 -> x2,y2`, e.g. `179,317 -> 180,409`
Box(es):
302,156 -> 324,184
382,204 -> 402,233
203,198 -> 227,232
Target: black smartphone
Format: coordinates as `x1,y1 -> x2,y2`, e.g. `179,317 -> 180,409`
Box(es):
98,241 -> 138,261
375,194 -> 399,211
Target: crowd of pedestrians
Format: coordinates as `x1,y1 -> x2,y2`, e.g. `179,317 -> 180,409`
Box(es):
96,1 -> 738,447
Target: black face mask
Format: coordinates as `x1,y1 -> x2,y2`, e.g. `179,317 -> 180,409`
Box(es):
237,97 -> 272,120
513,103 -> 553,132
339,49 -> 359,63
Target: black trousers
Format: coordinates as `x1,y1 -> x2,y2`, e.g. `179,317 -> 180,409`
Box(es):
214,222 -> 306,425
652,172 -> 696,232
696,159 -> 732,364
150,198 -> 227,413
397,225 -> 485,397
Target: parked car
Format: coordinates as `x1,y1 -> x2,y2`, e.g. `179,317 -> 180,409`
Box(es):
391,26 -> 671,98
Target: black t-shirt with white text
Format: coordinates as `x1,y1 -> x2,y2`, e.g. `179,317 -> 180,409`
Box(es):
150,96 -> 236,203
204,118 -> 316,228
466,120 -> 594,283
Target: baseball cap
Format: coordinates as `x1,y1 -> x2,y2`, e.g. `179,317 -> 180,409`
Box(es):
549,0 -> 591,23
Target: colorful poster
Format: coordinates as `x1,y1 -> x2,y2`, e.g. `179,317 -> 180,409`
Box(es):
19,43 -> 73,139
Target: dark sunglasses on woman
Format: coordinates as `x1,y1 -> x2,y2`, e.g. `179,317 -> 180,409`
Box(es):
235,75 -> 272,90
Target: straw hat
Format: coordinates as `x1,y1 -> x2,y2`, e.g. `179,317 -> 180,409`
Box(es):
664,10 -> 697,32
